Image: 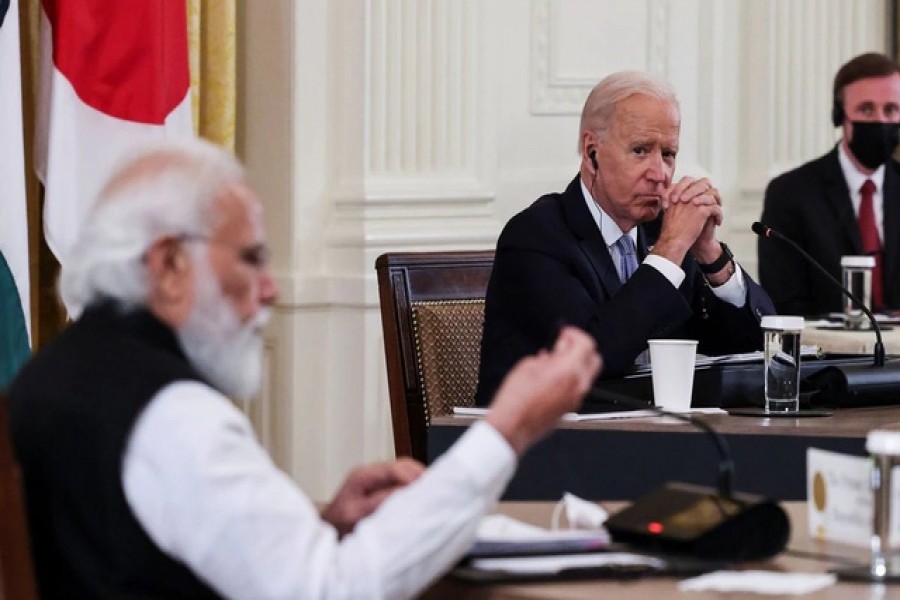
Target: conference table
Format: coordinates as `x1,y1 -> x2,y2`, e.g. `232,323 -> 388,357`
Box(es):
424,501 -> 895,599
429,405 -> 897,501
428,324 -> 900,501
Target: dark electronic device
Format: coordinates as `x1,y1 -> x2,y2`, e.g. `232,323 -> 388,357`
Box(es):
588,388 -> 790,561
604,482 -> 790,561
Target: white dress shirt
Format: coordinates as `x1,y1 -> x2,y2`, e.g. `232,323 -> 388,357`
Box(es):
838,143 -> 886,241
580,180 -> 747,307
123,381 -> 515,599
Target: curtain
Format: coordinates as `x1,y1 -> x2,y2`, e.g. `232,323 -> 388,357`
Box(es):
188,0 -> 236,151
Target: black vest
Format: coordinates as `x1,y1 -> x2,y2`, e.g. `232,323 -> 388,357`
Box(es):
9,302 -> 222,599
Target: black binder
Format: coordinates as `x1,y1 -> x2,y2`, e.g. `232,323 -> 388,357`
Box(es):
587,353 -> 875,410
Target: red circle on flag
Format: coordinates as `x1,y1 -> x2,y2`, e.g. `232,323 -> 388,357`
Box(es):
43,0 -> 190,125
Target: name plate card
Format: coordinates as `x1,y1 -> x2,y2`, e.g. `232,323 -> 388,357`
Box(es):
807,448 -> 874,547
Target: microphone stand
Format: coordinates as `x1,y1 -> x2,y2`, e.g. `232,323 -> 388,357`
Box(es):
754,222 -> 885,366
586,387 -> 791,561
755,222 -> 900,408
587,388 -> 734,499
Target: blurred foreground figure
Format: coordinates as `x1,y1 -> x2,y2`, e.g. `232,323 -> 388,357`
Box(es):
8,138 -> 601,599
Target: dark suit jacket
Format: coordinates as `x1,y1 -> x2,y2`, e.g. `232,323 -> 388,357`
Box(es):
475,175 -> 774,405
759,146 -> 900,316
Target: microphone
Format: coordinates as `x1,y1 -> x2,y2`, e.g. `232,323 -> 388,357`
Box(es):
753,221 -> 885,366
587,388 -> 734,498
754,222 -> 900,407
586,388 -> 790,561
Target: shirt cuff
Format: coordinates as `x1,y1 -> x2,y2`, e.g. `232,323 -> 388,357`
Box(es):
643,254 -> 686,289
707,264 -> 747,307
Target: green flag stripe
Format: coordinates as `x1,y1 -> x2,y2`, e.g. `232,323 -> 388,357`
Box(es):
0,251 -> 29,390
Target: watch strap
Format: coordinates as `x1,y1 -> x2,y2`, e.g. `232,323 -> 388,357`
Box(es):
697,242 -> 734,274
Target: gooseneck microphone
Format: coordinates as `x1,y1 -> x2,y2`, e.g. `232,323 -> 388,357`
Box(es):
753,221 -> 885,366
754,221 -> 900,407
587,387 -> 734,498
586,387 -> 790,561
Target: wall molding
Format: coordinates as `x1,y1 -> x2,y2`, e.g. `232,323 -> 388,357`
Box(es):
530,0 -> 669,115
365,0 -> 485,185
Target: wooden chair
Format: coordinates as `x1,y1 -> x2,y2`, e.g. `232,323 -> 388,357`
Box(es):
375,251 -> 494,462
0,392 -> 38,600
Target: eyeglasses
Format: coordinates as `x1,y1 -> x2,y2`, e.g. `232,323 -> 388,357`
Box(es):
178,234 -> 271,269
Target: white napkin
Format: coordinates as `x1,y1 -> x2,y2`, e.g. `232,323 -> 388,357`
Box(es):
678,571 -> 836,595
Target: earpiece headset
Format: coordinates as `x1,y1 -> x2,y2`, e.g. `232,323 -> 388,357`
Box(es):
587,147 -> 602,204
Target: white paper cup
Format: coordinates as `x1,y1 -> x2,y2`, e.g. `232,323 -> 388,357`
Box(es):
648,339 -> 698,412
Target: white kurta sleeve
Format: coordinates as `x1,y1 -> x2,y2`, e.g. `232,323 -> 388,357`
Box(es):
123,381 -> 515,599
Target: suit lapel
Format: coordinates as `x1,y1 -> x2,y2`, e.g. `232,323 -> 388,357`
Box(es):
560,176 -> 623,298
820,147 -> 862,252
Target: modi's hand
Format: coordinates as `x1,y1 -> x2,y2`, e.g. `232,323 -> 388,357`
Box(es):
485,326 -> 601,455
321,458 -> 424,537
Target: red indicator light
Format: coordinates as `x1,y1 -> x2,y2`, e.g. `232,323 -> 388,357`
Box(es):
647,521 -> 664,534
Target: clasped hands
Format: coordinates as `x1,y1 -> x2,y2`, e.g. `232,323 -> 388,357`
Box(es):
652,176 -> 727,270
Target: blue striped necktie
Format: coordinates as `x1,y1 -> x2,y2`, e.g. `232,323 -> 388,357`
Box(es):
615,234 -> 638,283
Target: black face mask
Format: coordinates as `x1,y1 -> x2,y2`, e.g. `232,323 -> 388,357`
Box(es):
848,121 -> 900,169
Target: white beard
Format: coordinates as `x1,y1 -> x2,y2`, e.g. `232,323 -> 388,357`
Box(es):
176,259 -> 270,401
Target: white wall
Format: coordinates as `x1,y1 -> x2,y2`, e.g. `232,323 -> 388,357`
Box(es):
238,0 -> 890,501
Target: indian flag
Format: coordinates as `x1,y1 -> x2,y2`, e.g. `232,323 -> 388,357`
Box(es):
0,0 -> 31,389
35,0 -> 193,273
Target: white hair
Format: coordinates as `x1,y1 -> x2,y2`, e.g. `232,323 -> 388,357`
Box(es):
579,71 -> 680,150
60,138 -> 245,314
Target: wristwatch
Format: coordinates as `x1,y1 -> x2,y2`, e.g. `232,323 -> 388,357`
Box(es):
698,242 -> 734,274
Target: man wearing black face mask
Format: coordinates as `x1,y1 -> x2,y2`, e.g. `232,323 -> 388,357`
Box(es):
759,52 -> 900,316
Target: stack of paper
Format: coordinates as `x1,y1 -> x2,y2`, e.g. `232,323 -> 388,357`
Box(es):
452,406 -> 726,422
468,513 -> 609,558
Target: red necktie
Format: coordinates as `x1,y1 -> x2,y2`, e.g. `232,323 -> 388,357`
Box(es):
858,179 -> 883,310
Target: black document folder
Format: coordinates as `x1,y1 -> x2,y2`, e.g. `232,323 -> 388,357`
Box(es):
586,353 -> 874,410
452,549 -> 726,584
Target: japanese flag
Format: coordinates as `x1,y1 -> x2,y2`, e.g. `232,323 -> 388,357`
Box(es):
35,0 -> 194,267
